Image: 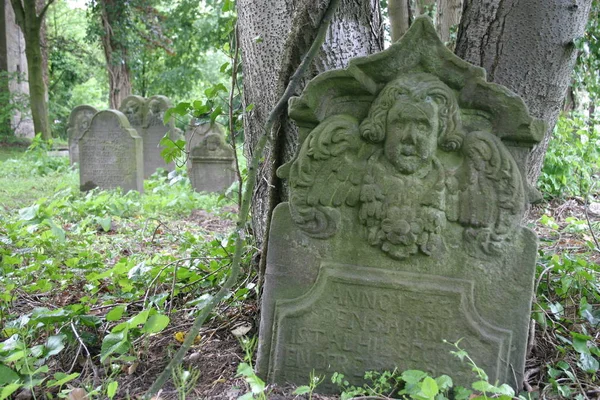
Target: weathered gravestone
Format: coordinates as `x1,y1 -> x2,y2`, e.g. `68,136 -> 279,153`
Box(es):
188,126 -> 236,193
257,17 -> 544,393
79,110 -> 143,193
67,105 -> 97,165
185,120 -> 227,169
119,95 -> 176,178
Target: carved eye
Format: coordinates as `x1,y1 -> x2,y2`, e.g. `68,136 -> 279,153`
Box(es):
416,122 -> 428,131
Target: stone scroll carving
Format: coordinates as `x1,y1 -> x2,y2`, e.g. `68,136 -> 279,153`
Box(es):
258,17 -> 543,393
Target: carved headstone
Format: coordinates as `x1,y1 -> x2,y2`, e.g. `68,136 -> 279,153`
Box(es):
189,128 -> 236,193
79,110 -> 143,193
257,17 -> 543,393
185,121 -> 226,169
119,95 -> 176,178
67,105 -> 97,165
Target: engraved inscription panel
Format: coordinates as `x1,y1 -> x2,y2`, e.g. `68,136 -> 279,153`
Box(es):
79,113 -> 140,192
270,263 -> 511,390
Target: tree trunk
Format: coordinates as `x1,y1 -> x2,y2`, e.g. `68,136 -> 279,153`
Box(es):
238,0 -> 383,251
99,0 -> 131,109
455,0 -> 592,185
10,0 -> 52,140
388,0 -> 412,41
436,0 -> 462,45
24,27 -> 50,140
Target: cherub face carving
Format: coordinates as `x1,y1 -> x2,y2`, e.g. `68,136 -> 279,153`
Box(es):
385,98 -> 439,175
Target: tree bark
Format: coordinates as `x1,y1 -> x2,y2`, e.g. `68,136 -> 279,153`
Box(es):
455,0 -> 592,185
436,0 -> 463,45
10,0 -> 53,140
388,0 -> 412,41
99,0 -> 131,109
238,0 -> 383,250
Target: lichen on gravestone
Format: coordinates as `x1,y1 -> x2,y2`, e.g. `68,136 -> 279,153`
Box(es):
187,123 -> 236,193
257,16 -> 543,393
78,110 -> 143,193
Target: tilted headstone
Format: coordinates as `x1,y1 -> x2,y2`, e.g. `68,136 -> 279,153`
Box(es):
79,110 -> 143,193
119,95 -> 176,178
189,129 -> 236,193
67,105 -> 97,165
185,121 -> 226,169
257,17 -> 544,393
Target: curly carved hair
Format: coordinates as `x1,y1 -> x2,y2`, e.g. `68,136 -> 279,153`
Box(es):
359,73 -> 464,152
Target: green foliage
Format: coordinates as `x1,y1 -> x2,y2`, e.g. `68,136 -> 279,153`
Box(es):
538,113 -> 600,198
332,341 -> 526,400
47,2 -> 108,138
0,145 -> 251,395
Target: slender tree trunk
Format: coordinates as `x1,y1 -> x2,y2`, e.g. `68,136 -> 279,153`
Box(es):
455,0 -> 592,185
436,0 -> 462,45
10,0 -> 53,139
238,0 -> 383,251
388,0 -> 412,41
99,0 -> 131,109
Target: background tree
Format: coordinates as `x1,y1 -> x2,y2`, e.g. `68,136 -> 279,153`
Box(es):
9,0 -> 55,140
455,0 -> 593,185
238,0 -> 383,251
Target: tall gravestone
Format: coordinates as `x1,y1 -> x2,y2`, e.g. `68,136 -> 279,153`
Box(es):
188,126 -> 236,193
119,95 -> 176,178
67,105 -> 97,165
257,17 -> 543,393
79,110 -> 143,193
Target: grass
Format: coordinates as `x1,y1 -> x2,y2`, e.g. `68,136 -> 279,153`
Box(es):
0,145 -> 26,162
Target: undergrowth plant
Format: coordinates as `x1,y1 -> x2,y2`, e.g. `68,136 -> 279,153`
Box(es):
0,144 -> 252,398
539,112 -> 600,199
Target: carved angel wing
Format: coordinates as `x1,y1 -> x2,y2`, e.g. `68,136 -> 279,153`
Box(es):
458,131 -> 526,256
288,115 -> 369,238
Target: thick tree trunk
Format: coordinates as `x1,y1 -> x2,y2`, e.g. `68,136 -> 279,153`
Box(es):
436,0 -> 462,45
455,0 -> 592,185
11,0 -> 52,140
99,0 -> 131,109
238,0 -> 383,250
24,30 -> 50,139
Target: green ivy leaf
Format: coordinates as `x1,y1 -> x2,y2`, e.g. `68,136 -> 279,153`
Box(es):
100,330 -> 130,363
106,305 -> 126,322
46,372 -> 80,388
292,386 -> 311,395
142,314 -> 170,334
45,335 -> 66,357
0,365 -> 19,385
107,381 -> 118,399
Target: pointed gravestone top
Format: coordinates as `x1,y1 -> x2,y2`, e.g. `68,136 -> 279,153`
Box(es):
258,17 -> 542,393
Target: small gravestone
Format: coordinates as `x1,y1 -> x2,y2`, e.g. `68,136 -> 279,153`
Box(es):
142,95 -> 176,177
79,110 -> 143,193
185,121 -> 226,169
67,105 -> 97,165
189,128 -> 235,193
257,17 -> 543,393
